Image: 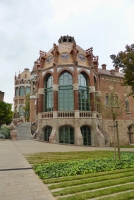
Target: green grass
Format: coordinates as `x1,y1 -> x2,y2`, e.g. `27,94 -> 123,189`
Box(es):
26,151 -> 134,199
100,190 -> 134,200
25,151 -> 113,165
48,170 -> 134,190
44,167 -> 134,184
57,183 -> 134,200
53,176 -> 134,196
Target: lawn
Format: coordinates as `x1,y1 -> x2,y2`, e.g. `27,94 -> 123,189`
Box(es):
25,150 -> 113,165
25,151 -> 134,199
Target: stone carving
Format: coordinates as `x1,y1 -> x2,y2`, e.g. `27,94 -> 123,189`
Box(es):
86,47 -> 93,66
70,42 -> 79,63
51,43 -> 59,63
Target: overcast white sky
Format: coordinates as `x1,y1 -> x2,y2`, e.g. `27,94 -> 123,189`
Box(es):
0,0 -> 134,104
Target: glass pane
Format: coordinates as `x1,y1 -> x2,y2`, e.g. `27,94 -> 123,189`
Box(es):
20,87 -> 24,96
26,87 -> 30,95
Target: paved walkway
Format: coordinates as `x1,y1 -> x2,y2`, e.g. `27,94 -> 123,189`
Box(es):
0,140 -> 55,200
0,140 -> 134,200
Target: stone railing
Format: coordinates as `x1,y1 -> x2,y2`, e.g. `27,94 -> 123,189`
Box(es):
58,111 -> 74,118
79,111 -> 92,118
42,112 -> 53,118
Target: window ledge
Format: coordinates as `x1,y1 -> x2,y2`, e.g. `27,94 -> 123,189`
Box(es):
126,112 -> 131,114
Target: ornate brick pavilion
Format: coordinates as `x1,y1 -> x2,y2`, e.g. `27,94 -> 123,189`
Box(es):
29,36 -> 134,146
14,68 -> 31,119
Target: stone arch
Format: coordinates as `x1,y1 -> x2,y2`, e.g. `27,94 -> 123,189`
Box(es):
58,68 -> 74,79
78,70 -> 90,85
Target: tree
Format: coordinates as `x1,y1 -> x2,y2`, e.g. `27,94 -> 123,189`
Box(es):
110,44 -> 134,96
0,102 -> 13,129
98,81 -> 128,160
23,93 -> 30,121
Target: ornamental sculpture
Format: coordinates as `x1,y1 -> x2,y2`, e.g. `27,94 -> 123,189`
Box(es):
70,42 -> 79,63
51,43 -> 59,63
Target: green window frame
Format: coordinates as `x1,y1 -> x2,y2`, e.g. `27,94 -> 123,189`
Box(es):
78,73 -> 90,111
44,75 -> 53,112
44,126 -> 52,142
58,72 -> 74,111
15,87 -> 18,96
20,86 -> 25,96
59,126 -> 74,144
26,87 -> 30,95
19,105 -> 24,117
81,126 -> 91,146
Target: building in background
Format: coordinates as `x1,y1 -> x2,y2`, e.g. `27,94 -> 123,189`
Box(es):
14,68 -> 31,119
15,35 -> 134,146
0,91 -> 4,102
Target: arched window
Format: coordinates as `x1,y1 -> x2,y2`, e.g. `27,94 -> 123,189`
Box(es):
44,126 -> 52,142
44,75 -> 53,112
78,73 -> 90,111
59,126 -> 74,144
15,87 -> 18,96
20,86 -> 25,96
26,87 -> 30,95
58,72 -> 74,111
19,105 -> 24,117
81,126 -> 91,146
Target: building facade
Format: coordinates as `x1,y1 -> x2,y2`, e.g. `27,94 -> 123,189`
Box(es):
14,68 -> 31,119
29,36 -> 134,146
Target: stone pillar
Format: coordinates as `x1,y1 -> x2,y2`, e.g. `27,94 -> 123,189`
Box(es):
73,64 -> 79,113
53,64 -> 58,112
37,93 -> 43,113
30,97 -> 35,122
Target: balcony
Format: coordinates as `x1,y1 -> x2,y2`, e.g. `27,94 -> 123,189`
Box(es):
79,111 -> 92,118
42,111 -> 96,119
58,111 -> 74,118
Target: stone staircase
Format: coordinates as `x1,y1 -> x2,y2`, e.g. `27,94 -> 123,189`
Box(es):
16,122 -> 31,140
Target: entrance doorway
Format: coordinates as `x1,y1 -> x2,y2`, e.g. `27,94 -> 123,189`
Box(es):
59,126 -> 74,144
81,126 -> 91,145
44,126 -> 52,142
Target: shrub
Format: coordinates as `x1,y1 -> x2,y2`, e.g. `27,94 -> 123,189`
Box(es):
33,152 -> 134,179
0,126 -> 10,139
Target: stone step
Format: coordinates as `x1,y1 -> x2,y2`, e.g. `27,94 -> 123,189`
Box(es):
16,122 -> 31,140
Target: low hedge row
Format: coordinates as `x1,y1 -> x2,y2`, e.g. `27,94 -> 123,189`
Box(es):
33,152 -> 134,179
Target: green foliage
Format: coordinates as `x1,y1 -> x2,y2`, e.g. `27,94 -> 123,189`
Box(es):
33,152 -> 134,179
110,44 -> 134,95
0,126 -> 10,139
23,93 -> 30,121
0,102 -> 13,128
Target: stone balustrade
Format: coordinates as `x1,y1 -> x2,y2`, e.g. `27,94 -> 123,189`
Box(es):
42,112 -> 53,118
58,111 -> 74,118
79,111 -> 92,118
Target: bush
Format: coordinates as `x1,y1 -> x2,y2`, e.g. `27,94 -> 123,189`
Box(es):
0,133 -> 5,139
0,126 -> 10,139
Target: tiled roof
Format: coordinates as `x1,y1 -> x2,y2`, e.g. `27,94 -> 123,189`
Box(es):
98,68 -> 124,78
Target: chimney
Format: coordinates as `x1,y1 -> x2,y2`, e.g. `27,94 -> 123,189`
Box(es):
110,69 -> 115,76
101,64 -> 106,70
115,66 -> 119,73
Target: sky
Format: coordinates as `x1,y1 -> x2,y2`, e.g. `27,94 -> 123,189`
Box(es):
0,0 -> 134,104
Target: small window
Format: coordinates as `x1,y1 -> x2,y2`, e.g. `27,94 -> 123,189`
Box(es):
125,98 -> 129,112
105,94 -> 109,106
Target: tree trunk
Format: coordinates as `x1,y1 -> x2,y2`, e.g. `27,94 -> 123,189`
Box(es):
113,120 -> 116,160
116,121 -> 121,160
